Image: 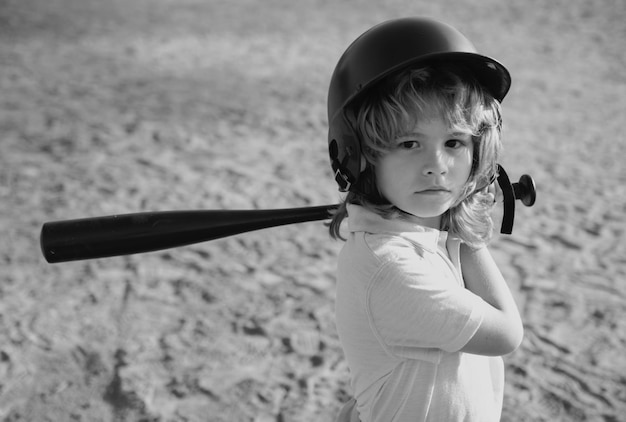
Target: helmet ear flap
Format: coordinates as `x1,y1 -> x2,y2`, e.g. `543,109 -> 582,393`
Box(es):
328,110 -> 365,192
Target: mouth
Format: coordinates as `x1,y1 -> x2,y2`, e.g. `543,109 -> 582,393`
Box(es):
417,187 -> 451,195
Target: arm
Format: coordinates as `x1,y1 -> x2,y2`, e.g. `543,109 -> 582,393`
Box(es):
459,244 -> 523,356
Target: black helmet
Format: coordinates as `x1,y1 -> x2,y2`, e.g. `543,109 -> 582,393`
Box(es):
327,17 -> 511,192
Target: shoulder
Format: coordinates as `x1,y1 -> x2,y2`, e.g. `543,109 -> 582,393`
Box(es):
340,231 -> 433,281
365,232 -> 429,262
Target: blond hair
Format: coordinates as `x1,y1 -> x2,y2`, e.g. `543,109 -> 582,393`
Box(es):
329,65 -> 503,248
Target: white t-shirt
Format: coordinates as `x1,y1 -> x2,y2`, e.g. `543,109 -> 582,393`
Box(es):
335,205 -> 504,422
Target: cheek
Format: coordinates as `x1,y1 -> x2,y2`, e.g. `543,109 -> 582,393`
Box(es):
447,152 -> 474,191
374,156 -> 402,196
459,148 -> 475,179
464,155 -> 474,179
374,161 -> 391,194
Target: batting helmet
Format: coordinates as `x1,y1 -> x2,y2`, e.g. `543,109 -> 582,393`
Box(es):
327,17 -> 511,192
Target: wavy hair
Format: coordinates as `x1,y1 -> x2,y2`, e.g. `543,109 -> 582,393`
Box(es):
328,64 -> 503,248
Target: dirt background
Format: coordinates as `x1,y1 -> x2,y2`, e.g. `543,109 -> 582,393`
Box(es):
1,0 -> 625,421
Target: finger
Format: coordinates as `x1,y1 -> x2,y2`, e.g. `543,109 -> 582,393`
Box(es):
486,182 -> 504,205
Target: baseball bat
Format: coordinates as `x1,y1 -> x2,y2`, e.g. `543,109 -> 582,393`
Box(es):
40,167 -> 536,264
41,205 -> 339,263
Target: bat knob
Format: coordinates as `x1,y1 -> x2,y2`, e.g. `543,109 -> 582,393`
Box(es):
513,174 -> 536,207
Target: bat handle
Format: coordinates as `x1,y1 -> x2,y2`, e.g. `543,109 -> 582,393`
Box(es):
497,164 -> 537,234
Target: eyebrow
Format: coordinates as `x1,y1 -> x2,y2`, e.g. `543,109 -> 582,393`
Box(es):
399,131 -> 472,138
450,131 -> 473,138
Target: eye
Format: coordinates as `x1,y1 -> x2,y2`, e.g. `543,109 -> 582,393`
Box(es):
446,139 -> 468,149
398,140 -> 420,150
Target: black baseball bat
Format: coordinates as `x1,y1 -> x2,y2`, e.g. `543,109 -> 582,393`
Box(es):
41,205 -> 339,263
40,167 -> 535,264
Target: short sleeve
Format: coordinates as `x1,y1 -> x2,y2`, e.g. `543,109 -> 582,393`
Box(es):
366,247 -> 486,355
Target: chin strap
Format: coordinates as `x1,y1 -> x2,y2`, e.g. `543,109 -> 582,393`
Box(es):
496,164 -> 537,235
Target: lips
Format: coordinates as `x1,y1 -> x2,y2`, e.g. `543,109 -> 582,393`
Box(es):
417,186 -> 451,194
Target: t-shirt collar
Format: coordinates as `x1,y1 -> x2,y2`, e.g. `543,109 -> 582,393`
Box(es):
346,204 -> 443,253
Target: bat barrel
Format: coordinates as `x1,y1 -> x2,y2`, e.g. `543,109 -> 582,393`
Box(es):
41,205 -> 338,263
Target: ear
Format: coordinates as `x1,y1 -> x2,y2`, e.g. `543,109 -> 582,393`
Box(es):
360,155 -> 367,172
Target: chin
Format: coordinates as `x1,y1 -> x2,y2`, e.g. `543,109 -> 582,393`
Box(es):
398,207 -> 445,227
404,205 -> 449,219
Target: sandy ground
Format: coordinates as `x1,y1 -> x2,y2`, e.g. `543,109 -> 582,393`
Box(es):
1,0 -> 625,421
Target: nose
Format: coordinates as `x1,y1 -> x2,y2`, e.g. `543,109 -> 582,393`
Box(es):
422,149 -> 448,176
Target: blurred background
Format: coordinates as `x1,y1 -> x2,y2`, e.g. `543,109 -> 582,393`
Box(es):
1,0 -> 625,420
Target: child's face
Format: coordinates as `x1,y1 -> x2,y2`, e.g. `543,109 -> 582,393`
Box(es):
375,116 -> 474,228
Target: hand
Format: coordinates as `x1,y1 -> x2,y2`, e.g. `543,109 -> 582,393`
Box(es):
485,180 -> 504,205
